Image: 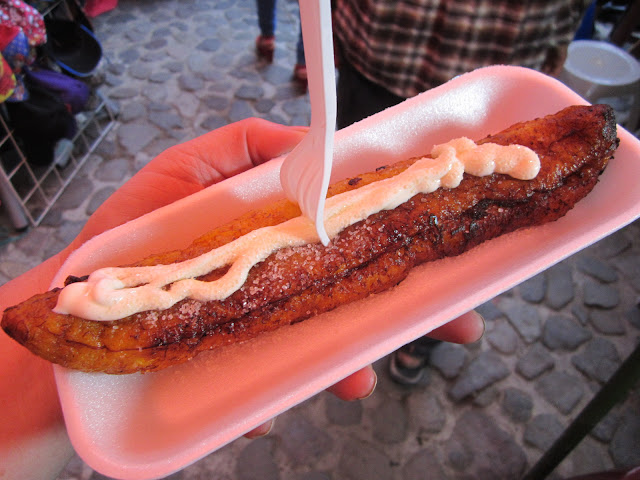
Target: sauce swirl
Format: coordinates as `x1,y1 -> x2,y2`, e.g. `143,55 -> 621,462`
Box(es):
54,138 -> 539,321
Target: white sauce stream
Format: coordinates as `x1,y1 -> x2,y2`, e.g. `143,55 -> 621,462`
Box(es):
54,138 -> 540,321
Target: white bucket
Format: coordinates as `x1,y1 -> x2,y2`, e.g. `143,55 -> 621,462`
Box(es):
559,40 -> 640,131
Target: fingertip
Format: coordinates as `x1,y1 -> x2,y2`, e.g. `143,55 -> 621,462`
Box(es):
246,120 -> 307,166
476,310 -> 486,337
244,418 -> 275,439
469,310 -> 486,341
427,309 -> 485,344
327,364 -> 377,401
459,310 -> 485,342
357,368 -> 378,401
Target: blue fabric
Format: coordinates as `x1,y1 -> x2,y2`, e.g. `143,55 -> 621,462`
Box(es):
574,0 -> 596,40
256,0 -> 276,37
296,28 -> 304,66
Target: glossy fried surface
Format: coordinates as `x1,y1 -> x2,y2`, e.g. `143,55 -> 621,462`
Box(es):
2,105 -> 618,374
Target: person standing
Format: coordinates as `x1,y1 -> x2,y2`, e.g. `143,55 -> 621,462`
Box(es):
332,0 -> 589,383
333,0 -> 589,128
255,0 -> 307,87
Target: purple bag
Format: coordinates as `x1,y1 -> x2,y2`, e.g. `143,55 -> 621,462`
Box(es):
25,67 -> 90,113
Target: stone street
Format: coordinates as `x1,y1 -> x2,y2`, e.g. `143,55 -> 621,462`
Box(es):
0,1 -> 638,479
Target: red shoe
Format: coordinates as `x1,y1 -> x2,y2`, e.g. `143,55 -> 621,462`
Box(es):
293,63 -> 308,90
255,35 -> 275,62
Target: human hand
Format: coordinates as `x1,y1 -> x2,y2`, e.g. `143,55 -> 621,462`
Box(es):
0,118 -> 308,477
68,118 -> 308,249
245,310 -> 484,438
77,117 -> 484,437
0,117 -> 485,475
68,117 -> 485,438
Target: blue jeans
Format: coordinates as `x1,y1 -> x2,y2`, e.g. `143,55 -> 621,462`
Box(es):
256,0 -> 305,65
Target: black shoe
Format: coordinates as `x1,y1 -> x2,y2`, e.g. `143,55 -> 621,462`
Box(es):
388,337 -> 441,386
389,351 -> 425,385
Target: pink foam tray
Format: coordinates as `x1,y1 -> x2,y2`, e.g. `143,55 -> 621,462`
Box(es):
51,66 -> 640,479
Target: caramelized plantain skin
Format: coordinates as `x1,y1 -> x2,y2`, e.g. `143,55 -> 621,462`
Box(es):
2,105 -> 618,374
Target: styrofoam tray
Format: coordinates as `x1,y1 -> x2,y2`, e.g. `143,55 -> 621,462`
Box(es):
52,66 -> 640,480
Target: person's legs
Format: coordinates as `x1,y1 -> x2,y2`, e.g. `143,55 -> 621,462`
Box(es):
336,48 -> 441,385
256,0 -> 276,62
336,54 -> 404,129
256,0 -> 276,37
295,26 -> 305,66
293,25 -> 307,87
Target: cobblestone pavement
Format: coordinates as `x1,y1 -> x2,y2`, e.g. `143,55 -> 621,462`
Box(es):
0,0 -> 639,479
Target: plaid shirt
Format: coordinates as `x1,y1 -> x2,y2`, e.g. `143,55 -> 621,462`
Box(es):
333,0 -> 587,98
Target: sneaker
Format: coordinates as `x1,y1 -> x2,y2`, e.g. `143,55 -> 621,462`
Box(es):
389,351 -> 426,385
388,337 -> 440,386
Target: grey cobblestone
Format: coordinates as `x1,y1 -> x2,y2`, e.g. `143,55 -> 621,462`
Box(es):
583,279 -> 620,309
499,297 -> 543,343
589,309 -> 627,335
516,343 -> 555,379
502,387 -> 533,423
150,71 -> 172,83
109,85 -> 138,99
402,449 -> 446,480
338,438 -> 393,480
569,437 -> 615,476
129,63 -> 152,80
235,84 -> 264,100
572,337 -> 622,383
524,414 -> 565,451
407,391 -> 446,433
591,409 -> 622,443
0,1 -> 637,480
577,256 -> 619,283
430,342 -> 468,379
120,101 -> 146,122
520,273 -> 547,303
150,112 -> 185,131
196,38 -> 221,52
372,395 -> 408,444
87,186 -> 117,216
178,74 -> 205,92
613,253 -> 640,292
476,299 -> 503,321
547,262 -> 575,309
610,412 -> 640,468
542,314 -> 592,351
104,72 -> 124,87
447,410 -> 527,478
202,94 -> 230,111
278,413 -> 332,466
536,371 -> 585,414
94,158 -> 131,182
448,351 -> 510,401
55,176 -> 94,210
236,438 -> 279,480
486,319 -> 519,354
595,229 -> 632,258
117,122 -> 162,154
629,305 -> 640,329
325,394 -> 362,426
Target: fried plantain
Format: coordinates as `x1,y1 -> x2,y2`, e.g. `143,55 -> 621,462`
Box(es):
2,104 -> 618,374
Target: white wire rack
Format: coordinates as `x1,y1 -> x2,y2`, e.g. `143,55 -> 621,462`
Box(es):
0,92 -> 117,229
